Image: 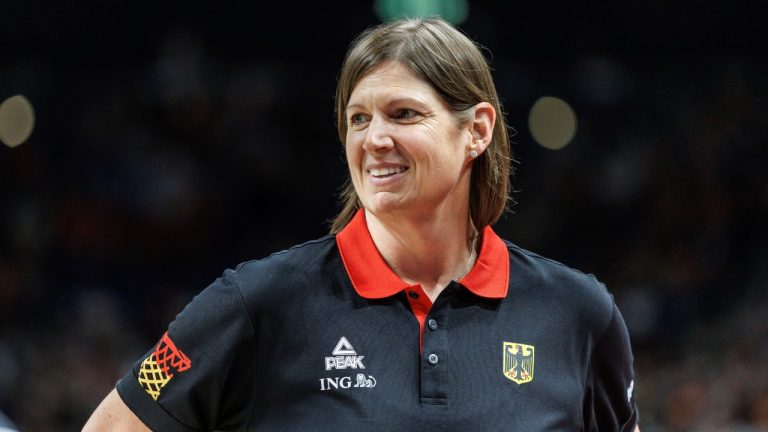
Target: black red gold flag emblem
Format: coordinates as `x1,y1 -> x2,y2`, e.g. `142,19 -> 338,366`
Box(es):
503,342 -> 534,384
137,332 -> 192,400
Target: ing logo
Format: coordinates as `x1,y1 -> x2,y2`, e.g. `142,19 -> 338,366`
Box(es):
319,337 -> 377,392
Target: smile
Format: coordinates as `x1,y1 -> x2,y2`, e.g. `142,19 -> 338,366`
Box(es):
368,166 -> 408,177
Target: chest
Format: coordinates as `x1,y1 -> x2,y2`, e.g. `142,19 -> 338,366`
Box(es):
249,291 -> 590,431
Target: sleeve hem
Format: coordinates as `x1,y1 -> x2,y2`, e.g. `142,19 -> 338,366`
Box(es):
620,407 -> 639,432
116,373 -> 202,432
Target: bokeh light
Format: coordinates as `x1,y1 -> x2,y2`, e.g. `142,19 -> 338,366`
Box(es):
374,0 -> 469,25
0,95 -> 35,148
528,96 -> 577,150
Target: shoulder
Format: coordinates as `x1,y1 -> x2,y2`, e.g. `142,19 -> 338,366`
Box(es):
223,235 -> 339,306
234,234 -> 337,276
502,240 -> 616,335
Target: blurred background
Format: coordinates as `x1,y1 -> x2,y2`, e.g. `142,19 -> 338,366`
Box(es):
1,0 -> 766,430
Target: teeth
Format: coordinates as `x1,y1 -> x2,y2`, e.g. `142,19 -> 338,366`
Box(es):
370,166 -> 407,176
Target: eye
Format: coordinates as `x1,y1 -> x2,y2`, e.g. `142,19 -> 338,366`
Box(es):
393,108 -> 419,120
349,113 -> 369,126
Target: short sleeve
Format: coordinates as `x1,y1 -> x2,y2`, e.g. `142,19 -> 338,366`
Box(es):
583,303 -> 639,432
116,268 -> 256,431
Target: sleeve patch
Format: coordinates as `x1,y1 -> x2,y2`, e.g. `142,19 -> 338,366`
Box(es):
137,332 -> 192,400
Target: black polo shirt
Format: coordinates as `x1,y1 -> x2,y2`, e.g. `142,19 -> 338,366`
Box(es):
117,210 -> 638,431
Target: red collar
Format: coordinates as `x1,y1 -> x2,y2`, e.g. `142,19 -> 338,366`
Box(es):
336,210 -> 509,299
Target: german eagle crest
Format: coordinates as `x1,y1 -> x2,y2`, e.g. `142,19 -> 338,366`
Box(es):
503,342 -> 534,384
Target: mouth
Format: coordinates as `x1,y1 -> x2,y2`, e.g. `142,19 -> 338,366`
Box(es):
368,166 -> 409,178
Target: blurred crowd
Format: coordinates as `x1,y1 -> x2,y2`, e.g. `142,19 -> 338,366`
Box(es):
495,55 -> 768,430
1,3 -> 766,431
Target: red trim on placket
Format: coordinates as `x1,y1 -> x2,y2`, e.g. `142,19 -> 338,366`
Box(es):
404,286 -> 432,352
336,209 -> 510,350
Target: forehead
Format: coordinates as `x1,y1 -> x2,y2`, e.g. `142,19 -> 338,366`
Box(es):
348,61 -> 438,105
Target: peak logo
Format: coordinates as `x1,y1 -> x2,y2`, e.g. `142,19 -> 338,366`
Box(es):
325,337 -> 365,370
319,337 -> 377,392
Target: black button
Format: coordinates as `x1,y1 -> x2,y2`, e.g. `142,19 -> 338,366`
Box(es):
408,291 -> 419,299
427,319 -> 438,330
427,353 -> 439,365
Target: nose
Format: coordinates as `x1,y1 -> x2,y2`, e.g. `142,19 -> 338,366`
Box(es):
362,117 -> 395,154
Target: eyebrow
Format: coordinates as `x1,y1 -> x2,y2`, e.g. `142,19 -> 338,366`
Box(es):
346,96 -> 430,113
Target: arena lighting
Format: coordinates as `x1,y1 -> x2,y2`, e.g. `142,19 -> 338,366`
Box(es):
373,0 -> 469,25
0,95 -> 35,148
528,96 -> 577,150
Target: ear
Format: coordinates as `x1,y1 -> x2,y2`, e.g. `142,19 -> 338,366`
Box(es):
467,102 -> 495,156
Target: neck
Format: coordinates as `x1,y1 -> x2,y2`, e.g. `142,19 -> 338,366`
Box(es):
365,207 -> 477,302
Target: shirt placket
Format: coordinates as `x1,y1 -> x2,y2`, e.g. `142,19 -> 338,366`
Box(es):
405,282 -> 458,406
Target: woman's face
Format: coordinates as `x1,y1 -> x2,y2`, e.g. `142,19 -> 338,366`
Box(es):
345,61 -> 474,220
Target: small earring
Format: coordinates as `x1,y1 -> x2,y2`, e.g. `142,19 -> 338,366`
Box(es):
469,150 -> 478,159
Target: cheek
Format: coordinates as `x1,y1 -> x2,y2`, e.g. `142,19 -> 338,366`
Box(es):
422,132 -> 466,173
446,130 -> 471,168
344,134 -> 360,163
344,137 -> 364,182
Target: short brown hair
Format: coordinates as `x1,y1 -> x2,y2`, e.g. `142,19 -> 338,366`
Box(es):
330,17 -> 512,233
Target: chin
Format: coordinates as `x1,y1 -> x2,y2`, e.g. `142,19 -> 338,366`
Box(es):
363,193 -> 410,217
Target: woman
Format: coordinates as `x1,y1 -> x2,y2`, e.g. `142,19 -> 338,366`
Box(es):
85,17 -> 639,431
